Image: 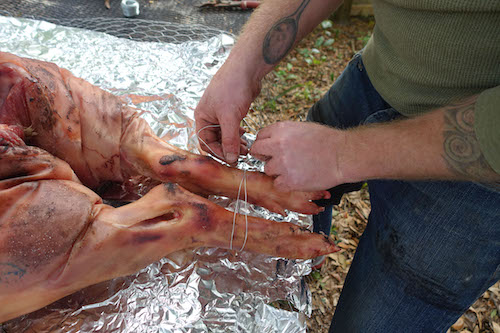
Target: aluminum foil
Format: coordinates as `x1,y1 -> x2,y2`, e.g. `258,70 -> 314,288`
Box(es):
0,16 -> 313,332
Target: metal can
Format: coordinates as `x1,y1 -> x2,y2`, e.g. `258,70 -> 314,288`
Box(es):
121,0 -> 140,18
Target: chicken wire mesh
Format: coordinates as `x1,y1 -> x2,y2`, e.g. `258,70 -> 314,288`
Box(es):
0,11 -> 233,44
0,0 -> 251,42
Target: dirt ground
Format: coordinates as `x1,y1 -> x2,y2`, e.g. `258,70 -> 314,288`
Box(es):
248,17 -> 500,333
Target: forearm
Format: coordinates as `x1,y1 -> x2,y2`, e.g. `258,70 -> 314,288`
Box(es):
341,96 -> 500,184
226,0 -> 343,81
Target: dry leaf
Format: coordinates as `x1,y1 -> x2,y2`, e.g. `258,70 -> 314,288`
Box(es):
337,242 -> 355,250
452,317 -> 465,330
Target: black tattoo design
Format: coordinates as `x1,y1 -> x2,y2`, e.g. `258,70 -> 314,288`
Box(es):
262,0 -> 310,64
442,96 -> 499,183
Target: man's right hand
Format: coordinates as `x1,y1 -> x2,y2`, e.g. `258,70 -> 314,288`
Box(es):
194,63 -> 260,164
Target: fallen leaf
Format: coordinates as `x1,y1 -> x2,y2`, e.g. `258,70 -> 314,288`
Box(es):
451,317 -> 465,330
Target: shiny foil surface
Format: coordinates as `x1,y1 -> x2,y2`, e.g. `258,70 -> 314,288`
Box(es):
0,16 -> 313,332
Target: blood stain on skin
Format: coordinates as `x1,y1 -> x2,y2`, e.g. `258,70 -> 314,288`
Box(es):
189,202 -> 213,231
159,155 -> 186,166
131,232 -> 163,245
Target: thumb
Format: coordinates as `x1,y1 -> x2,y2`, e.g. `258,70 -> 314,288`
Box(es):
220,116 -> 242,164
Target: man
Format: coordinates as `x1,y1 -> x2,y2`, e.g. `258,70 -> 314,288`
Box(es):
194,0 -> 500,331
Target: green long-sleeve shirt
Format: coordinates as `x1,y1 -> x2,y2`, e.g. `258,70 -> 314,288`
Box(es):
362,0 -> 500,173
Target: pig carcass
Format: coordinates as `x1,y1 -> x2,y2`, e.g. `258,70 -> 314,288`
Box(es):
0,52 -> 338,322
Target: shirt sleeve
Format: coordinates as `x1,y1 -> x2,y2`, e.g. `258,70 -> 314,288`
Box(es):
475,85 -> 500,174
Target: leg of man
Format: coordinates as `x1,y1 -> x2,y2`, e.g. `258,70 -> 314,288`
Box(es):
330,180 -> 500,332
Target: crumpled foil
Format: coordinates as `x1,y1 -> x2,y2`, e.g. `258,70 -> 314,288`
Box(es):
0,16 -> 313,333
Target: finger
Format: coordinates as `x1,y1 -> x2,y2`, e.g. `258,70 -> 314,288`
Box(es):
250,148 -> 271,162
251,152 -> 269,161
197,122 -> 223,156
255,122 -> 281,140
239,126 -> 246,136
240,136 -> 248,146
240,143 -> 249,155
239,137 -> 249,156
250,138 -> 275,159
199,139 -> 225,160
196,117 -> 218,139
263,158 -> 281,177
220,115 -> 242,164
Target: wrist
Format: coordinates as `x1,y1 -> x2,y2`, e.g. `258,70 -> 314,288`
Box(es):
337,129 -> 367,184
340,124 -> 406,183
224,47 -> 272,83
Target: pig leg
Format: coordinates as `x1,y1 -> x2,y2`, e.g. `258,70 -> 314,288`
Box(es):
120,112 -> 331,215
0,52 -> 329,215
47,182 -> 338,312
0,180 -> 338,323
0,124 -> 81,188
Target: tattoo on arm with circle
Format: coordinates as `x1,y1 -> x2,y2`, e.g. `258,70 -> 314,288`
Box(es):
442,95 -> 500,184
262,0 -> 310,64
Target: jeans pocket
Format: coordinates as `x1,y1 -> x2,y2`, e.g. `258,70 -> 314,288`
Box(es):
348,51 -> 365,71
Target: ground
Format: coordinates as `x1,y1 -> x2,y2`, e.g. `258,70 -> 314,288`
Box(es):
248,17 -> 500,333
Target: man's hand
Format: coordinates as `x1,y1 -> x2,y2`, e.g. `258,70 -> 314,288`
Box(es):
251,121 -> 346,191
194,64 -> 259,163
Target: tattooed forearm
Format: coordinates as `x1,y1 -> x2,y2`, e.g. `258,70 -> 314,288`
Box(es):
262,0 -> 310,64
442,95 -> 500,183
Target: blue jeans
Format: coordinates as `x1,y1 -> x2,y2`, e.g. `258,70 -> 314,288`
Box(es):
308,53 -> 500,332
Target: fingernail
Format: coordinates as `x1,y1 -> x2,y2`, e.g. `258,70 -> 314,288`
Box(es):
225,153 -> 237,163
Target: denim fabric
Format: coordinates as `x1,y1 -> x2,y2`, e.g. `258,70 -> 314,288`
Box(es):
307,54 -> 500,332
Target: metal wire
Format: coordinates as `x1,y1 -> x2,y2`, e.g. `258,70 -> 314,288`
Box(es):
0,0 -> 250,41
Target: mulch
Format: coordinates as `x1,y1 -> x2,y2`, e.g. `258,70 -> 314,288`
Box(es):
247,17 -> 500,333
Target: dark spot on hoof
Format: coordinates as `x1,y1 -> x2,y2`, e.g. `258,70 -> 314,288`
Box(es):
131,232 -> 163,245
159,155 -> 186,165
164,182 -> 178,194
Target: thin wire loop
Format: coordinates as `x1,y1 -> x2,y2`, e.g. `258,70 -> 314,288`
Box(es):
196,124 -> 249,252
196,124 -> 225,161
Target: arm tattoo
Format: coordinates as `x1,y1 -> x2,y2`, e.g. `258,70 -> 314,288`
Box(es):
442,95 -> 499,183
262,0 -> 310,64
